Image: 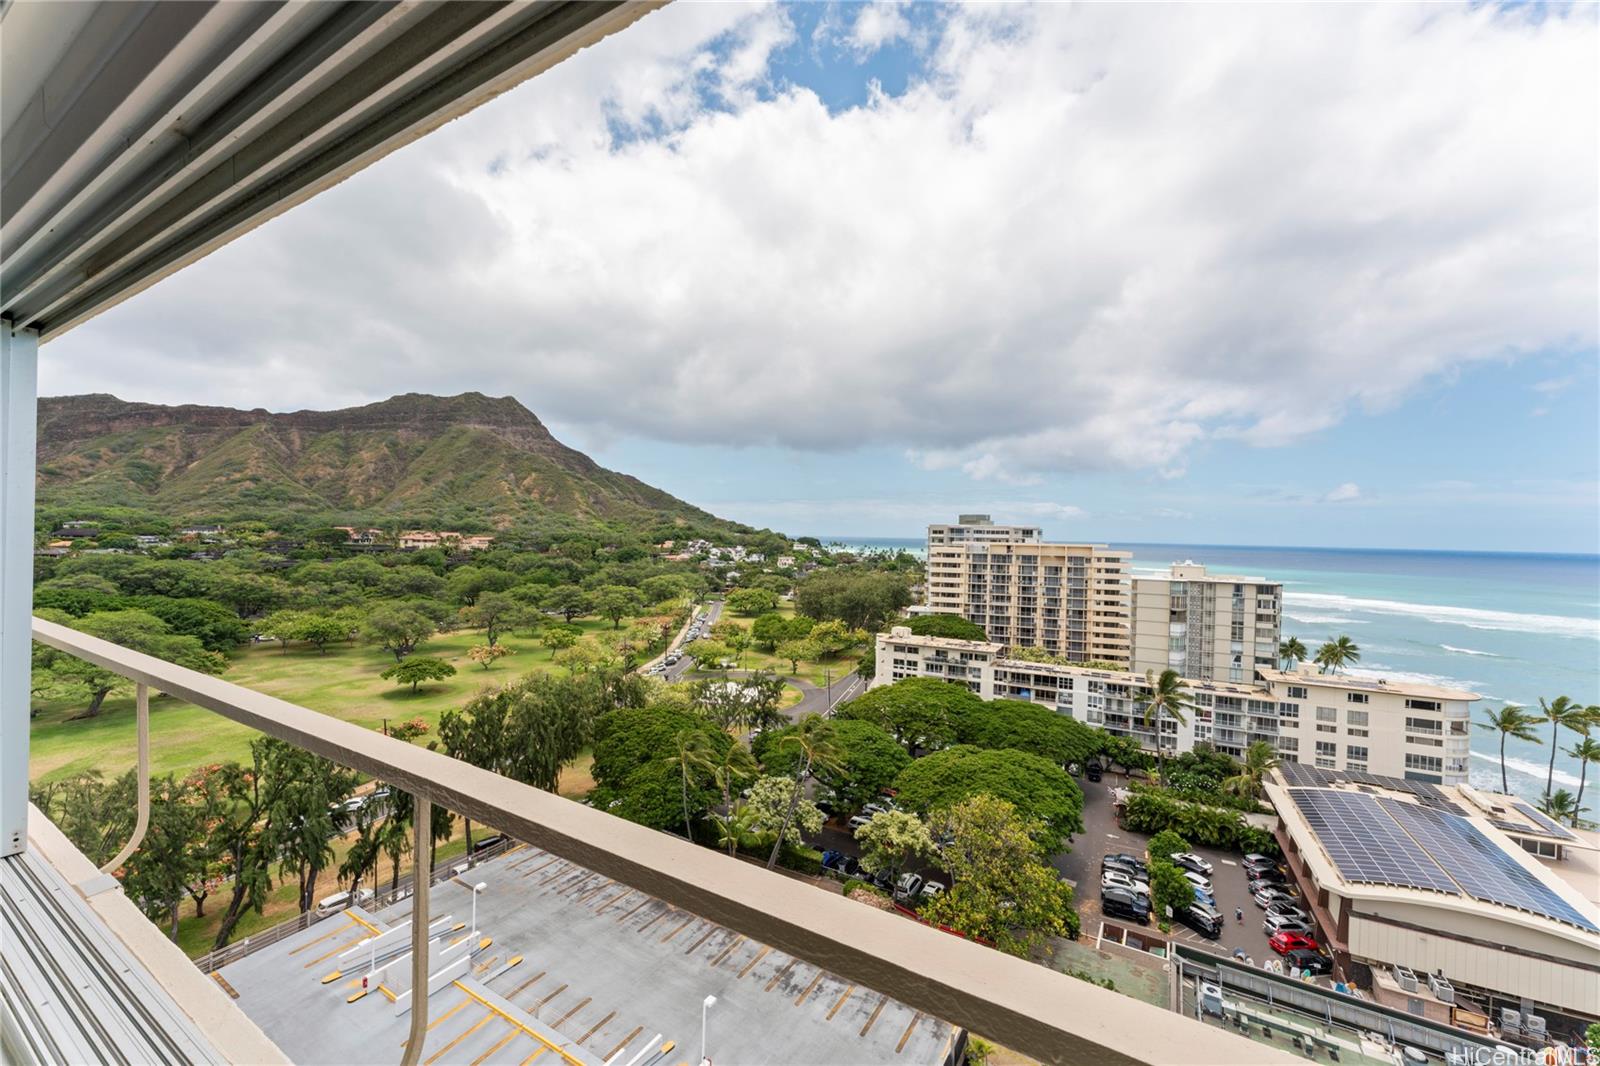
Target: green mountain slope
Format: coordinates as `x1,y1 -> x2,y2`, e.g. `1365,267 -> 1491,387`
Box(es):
36,392 -> 721,527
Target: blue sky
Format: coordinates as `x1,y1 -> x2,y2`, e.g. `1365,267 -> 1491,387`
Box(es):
41,2 -> 1599,553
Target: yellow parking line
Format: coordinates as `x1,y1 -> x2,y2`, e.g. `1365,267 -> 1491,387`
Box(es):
288,919 -> 354,954
471,1030 -> 523,1066
425,1012 -> 494,1065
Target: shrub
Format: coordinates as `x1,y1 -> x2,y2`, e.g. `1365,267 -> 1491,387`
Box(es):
1123,791 -> 1279,856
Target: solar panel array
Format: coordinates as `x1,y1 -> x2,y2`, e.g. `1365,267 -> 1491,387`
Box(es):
1278,763 -> 1464,814
1378,799 -> 1598,933
1512,802 -> 1577,842
1288,789 -> 1460,896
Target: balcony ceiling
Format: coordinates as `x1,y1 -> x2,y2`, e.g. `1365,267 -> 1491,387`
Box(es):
0,0 -> 659,342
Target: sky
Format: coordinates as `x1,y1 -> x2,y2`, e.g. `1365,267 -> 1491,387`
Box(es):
40,2 -> 1600,553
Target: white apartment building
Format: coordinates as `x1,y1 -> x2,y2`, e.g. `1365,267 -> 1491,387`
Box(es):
874,629 -> 1479,784
923,541 -> 1134,668
924,514 -> 1043,549
1131,562 -> 1283,682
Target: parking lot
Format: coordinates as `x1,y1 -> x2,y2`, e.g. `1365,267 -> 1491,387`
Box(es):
1054,772 -> 1300,969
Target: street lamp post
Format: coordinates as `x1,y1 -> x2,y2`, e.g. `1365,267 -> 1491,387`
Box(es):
700,994 -> 717,1066
470,881 -> 486,935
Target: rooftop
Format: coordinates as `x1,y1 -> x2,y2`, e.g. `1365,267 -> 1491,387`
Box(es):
219,846 -> 960,1065
1265,769 -> 1600,942
1257,667 -> 1480,702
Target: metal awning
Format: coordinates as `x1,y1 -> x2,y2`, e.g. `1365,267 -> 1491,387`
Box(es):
0,0 -> 660,342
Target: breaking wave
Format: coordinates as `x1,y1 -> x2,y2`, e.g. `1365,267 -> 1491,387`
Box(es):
1284,592 -> 1598,640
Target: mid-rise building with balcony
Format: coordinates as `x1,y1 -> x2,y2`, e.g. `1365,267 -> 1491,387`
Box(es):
924,540 -> 1134,668
924,514 -> 1043,549
1131,562 -> 1282,682
875,629 -> 1478,782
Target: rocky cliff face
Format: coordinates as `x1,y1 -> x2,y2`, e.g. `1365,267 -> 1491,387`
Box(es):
36,392 -> 714,525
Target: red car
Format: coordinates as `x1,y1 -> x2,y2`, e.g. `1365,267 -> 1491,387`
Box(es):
1269,931 -> 1319,955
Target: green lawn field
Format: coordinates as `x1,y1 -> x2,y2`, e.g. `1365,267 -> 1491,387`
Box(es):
28,619 -> 617,784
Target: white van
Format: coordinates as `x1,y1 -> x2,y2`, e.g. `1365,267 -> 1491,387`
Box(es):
315,888 -> 372,917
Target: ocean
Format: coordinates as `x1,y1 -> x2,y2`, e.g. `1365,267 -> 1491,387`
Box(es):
820,536 -> 1600,805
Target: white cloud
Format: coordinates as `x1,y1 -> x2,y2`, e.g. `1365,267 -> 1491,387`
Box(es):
1322,483 -> 1363,503
41,3 -> 1599,484
847,2 -> 913,56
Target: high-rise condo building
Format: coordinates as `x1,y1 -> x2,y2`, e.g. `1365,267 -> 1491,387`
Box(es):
924,539 -> 1133,668
1130,562 -> 1282,682
925,514 -> 1043,549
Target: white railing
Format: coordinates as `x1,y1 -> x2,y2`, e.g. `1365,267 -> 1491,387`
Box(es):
33,616 -> 1292,1066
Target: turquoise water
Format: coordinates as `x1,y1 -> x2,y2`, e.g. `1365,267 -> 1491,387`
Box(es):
821,536 -> 1600,805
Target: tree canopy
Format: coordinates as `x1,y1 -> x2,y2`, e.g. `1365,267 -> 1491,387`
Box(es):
834,676 -> 979,753
892,745 -> 1084,851
905,614 -> 987,641
755,718 -> 909,811
793,568 -> 912,631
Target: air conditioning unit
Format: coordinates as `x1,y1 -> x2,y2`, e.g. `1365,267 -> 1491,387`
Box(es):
1394,966 -> 1419,992
1428,975 -> 1455,1004
1525,1015 -> 1546,1038
1500,1009 -> 1521,1032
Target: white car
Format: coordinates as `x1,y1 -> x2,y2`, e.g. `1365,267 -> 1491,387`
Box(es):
1170,851 -> 1214,876
847,815 -> 873,833
1102,870 -> 1150,896
1182,869 -> 1214,893
920,880 -> 946,900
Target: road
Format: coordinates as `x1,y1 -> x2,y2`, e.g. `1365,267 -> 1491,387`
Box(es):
653,599 -> 722,682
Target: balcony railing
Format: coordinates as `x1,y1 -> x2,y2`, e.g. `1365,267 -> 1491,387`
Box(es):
31,617 -> 1287,1066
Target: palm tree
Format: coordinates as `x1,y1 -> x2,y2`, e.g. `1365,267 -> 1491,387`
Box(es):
1314,635 -> 1360,674
1538,789 -> 1581,825
707,742 -> 758,856
1222,741 -> 1280,803
1564,736 -> 1600,827
766,715 -> 842,870
1477,704 -> 1542,795
1534,696 -> 1583,799
1136,669 -> 1193,785
663,729 -> 716,843
1278,637 -> 1308,671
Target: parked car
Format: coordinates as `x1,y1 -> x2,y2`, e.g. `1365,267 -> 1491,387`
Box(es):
1268,931 -> 1320,955
1192,886 -> 1217,907
1179,903 -> 1224,938
470,834 -> 508,854
1103,854 -> 1148,877
1263,913 -> 1316,937
1102,870 -> 1150,896
895,873 -> 925,900
920,880 -> 946,901
314,888 -> 373,917
1248,866 -> 1288,884
847,815 -> 873,833
1101,887 -> 1150,925
1182,870 -> 1214,894
1170,852 -> 1214,876
1264,900 -> 1309,921
1085,759 -> 1103,782
1283,949 -> 1333,975
1101,856 -> 1149,880
1254,884 -> 1298,907
664,653 -> 681,665
820,850 -> 860,877
1242,852 -> 1279,871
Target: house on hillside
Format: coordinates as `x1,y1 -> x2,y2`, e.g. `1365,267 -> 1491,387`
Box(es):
398,530 -> 441,550
459,534 -> 495,551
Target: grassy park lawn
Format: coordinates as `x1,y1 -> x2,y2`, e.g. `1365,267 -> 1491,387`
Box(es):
29,619 -> 617,784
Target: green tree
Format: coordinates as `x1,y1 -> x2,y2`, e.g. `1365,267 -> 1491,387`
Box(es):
766,715 -> 842,869
595,585 -> 643,629
380,657 -> 456,694
1478,703 -> 1543,795
1313,635 -> 1361,674
542,624 -> 581,652
775,638 -> 817,673
1565,734 -> 1600,826
684,638 -> 732,670
744,775 -> 824,854
544,584 -> 594,623
36,609 -> 225,718
273,756 -> 359,913
1147,859 -> 1194,928
705,743 -> 759,856
293,612 -> 350,655
1278,637 -> 1308,670
1136,669 -> 1193,785
894,746 -> 1084,852
750,612 -> 789,652
467,643 -> 513,670
1538,789 -> 1581,824
208,740 -> 309,948
664,729 -> 717,841
923,795 -> 1078,955
725,587 -> 779,616
1535,696 -> 1585,799
854,809 -> 936,884
364,604 -> 437,662
1221,741 -> 1280,804
463,591 -> 518,646
793,568 -> 912,630
834,676 -> 975,754
905,614 -> 987,641
756,718 -> 909,813
120,774 -> 208,939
